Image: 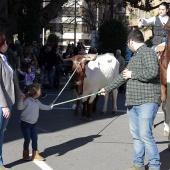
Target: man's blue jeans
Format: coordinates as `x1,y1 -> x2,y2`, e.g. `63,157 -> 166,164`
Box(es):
47,68 -> 56,89
20,121 -> 38,151
127,103 -> 160,170
0,107 -> 12,166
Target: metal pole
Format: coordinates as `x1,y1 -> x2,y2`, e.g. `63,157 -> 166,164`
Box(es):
42,1 -> 45,45
96,3 -> 99,31
74,0 -> 76,46
95,3 -> 99,47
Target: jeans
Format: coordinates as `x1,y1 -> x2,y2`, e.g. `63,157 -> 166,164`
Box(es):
127,103 -> 160,170
0,107 -> 12,166
54,67 -> 60,89
47,68 -> 56,89
20,121 -> 38,151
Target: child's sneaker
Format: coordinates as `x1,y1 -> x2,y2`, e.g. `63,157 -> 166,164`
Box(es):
71,103 -> 76,110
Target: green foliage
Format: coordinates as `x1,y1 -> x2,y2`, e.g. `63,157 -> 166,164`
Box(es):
17,0 -> 41,44
150,11 -> 154,17
47,34 -> 59,47
98,19 -> 128,57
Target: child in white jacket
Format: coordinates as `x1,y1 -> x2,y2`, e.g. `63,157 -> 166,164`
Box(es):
17,83 -> 53,161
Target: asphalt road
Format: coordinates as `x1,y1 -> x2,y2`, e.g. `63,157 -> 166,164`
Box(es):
2,80 -> 170,170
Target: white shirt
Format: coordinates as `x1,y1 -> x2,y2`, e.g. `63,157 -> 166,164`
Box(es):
0,53 -> 13,79
138,15 -> 169,27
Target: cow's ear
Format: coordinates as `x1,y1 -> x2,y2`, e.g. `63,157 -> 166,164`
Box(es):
88,54 -> 98,61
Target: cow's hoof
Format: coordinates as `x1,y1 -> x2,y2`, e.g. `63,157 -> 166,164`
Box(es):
101,111 -> 107,115
164,130 -> 169,137
112,111 -> 117,114
87,117 -> 93,121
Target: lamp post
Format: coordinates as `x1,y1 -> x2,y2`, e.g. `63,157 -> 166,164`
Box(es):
74,0 -> 77,46
42,0 -> 45,45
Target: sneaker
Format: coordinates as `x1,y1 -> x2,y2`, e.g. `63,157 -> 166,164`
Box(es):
126,165 -> 144,170
71,103 -> 76,110
41,94 -> 47,98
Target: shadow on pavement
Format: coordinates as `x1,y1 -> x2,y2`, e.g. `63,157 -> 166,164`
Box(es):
5,159 -> 27,169
41,135 -> 102,158
160,147 -> 170,170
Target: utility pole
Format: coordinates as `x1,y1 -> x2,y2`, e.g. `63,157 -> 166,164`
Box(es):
74,0 -> 77,46
110,0 -> 113,19
42,0 -> 46,45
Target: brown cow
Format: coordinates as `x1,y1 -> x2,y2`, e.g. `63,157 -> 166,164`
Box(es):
159,24 -> 170,103
159,24 -> 170,137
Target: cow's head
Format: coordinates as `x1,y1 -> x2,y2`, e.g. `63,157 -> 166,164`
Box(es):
67,54 -> 97,95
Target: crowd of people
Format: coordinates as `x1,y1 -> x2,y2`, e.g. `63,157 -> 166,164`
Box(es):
6,39 -> 93,96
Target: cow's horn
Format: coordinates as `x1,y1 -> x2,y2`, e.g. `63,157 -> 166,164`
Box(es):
88,53 -> 98,61
64,58 -> 72,61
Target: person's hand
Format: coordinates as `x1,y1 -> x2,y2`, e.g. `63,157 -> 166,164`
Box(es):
52,66 -> 55,69
98,88 -> 106,96
138,19 -> 143,28
123,69 -> 132,79
18,68 -> 21,72
21,93 -> 25,100
2,107 -> 11,118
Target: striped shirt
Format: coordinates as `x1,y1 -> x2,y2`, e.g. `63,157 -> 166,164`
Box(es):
104,44 -> 161,106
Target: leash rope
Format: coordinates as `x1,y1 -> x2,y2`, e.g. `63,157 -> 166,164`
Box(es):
52,62 -> 81,104
53,92 -> 99,106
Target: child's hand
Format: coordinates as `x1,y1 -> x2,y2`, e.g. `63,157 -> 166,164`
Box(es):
20,93 -> 26,100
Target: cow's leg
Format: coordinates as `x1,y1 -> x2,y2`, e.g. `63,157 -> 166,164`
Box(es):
163,63 -> 170,137
92,95 -> 99,113
111,89 -> 118,114
160,56 -> 168,104
162,103 -> 169,137
87,103 -> 93,121
161,85 -> 167,104
74,100 -> 80,116
81,101 -> 87,118
101,93 -> 109,114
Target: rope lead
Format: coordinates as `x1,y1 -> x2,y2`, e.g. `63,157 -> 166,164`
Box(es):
53,92 -> 99,107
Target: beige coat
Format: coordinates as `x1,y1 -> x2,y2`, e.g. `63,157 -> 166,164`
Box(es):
0,55 -> 21,107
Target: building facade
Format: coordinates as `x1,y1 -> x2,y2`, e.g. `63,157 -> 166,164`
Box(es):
42,0 -> 168,49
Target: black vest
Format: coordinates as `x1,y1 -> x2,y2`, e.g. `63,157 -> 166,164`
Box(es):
153,15 -> 170,45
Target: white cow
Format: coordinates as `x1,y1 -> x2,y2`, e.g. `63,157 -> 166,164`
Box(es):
70,53 -> 119,120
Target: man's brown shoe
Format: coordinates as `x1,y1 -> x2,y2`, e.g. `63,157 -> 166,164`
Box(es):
126,165 -> 144,170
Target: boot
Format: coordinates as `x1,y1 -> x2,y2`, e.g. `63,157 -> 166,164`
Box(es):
32,150 -> 45,161
0,166 -> 11,170
23,150 -> 30,161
